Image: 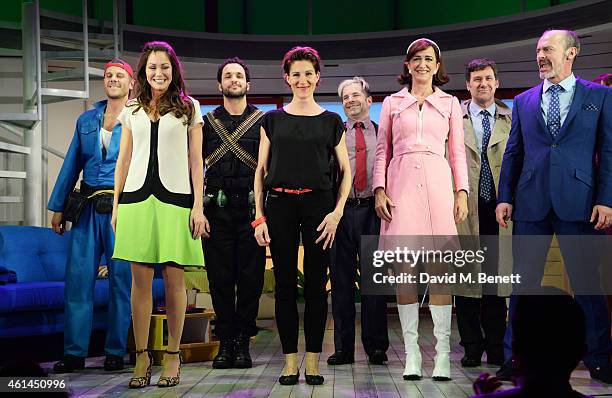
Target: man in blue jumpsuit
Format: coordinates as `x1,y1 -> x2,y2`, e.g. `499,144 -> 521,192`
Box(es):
48,59 -> 134,373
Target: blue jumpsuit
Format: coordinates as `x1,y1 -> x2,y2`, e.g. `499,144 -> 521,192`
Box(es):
48,100 -> 131,358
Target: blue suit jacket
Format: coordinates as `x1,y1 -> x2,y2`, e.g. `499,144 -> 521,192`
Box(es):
48,100 -> 122,212
498,77 -> 612,222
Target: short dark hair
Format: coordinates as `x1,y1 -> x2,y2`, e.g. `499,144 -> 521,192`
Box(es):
397,39 -> 449,88
282,46 -> 321,75
513,287 -> 586,376
217,57 -> 251,83
465,58 -> 498,82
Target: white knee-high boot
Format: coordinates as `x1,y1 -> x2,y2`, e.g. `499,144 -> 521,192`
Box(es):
397,303 -> 422,380
430,304 -> 452,381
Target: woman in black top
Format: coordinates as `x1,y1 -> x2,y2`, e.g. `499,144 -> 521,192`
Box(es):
253,46 -> 351,385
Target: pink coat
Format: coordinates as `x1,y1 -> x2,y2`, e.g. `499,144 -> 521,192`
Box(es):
373,87 -> 469,236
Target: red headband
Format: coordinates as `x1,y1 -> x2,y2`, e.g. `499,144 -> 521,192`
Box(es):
104,59 -> 133,78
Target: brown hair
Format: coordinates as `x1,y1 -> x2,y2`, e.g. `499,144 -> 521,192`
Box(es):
397,39 -> 449,88
132,41 -> 193,125
282,46 -> 321,75
465,58 -> 498,81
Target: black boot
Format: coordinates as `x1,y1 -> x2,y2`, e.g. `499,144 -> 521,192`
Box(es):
212,339 -> 235,369
53,355 -> 85,373
104,354 -> 124,371
234,334 -> 252,368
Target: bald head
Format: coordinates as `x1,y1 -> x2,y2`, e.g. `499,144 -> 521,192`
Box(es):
541,30 -> 580,53
536,30 -> 579,83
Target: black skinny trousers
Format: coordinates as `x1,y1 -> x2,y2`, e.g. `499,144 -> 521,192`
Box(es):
265,189 -> 334,354
203,201 -> 266,339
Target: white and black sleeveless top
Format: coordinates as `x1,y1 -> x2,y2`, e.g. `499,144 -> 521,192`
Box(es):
117,97 -> 203,208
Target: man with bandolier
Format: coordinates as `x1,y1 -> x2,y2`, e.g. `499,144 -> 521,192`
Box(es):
202,57 -> 266,369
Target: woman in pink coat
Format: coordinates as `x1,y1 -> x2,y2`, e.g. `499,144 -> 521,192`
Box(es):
373,38 -> 469,381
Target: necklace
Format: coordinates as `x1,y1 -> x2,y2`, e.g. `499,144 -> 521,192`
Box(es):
103,110 -> 120,130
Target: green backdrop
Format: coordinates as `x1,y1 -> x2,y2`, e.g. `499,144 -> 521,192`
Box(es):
2,0 -> 577,34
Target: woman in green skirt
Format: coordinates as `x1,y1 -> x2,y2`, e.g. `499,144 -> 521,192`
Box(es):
111,41 -> 208,389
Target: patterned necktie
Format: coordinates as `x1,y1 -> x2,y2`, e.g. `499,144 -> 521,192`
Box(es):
353,122 -> 367,191
547,84 -> 563,138
479,110 -> 494,201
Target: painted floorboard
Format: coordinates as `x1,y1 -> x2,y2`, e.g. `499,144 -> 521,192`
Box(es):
38,314 -> 612,398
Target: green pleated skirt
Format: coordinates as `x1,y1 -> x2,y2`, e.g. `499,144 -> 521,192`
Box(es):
113,195 -> 204,267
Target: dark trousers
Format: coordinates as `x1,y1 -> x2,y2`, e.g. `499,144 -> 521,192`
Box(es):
203,199 -> 266,339
456,295 -> 507,358
266,190 -> 333,354
502,210 -> 611,369
456,196 -> 507,359
330,202 -> 389,356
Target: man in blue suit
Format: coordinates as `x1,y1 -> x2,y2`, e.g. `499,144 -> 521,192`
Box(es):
48,59 -> 134,373
496,30 -> 612,383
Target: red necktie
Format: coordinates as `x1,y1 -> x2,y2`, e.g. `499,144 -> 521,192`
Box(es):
354,122 -> 367,191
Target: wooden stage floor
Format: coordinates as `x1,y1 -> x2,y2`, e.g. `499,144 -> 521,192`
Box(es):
41,315 -> 612,397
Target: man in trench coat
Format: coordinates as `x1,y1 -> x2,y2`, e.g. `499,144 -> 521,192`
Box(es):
454,58 -> 512,368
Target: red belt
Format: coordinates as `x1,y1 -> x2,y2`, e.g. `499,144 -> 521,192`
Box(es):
272,187 -> 313,195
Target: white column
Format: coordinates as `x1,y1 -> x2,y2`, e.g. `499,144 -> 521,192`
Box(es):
23,0 -> 43,226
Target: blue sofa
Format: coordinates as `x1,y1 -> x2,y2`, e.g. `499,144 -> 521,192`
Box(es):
0,226 -> 165,338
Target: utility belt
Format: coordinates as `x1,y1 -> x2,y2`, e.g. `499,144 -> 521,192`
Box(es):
345,196 -> 374,207
204,187 -> 256,217
62,182 -> 114,224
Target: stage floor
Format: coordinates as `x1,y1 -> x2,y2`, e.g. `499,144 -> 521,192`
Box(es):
40,315 -> 611,397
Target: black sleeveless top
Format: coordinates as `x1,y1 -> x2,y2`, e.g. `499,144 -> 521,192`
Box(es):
262,109 -> 344,191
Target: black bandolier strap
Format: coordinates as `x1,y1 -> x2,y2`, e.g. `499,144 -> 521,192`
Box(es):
204,109 -> 264,170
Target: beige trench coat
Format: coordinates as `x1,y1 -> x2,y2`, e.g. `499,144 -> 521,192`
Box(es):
453,99 -> 513,298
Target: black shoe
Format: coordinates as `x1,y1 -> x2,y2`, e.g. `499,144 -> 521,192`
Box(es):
589,365 -> 612,384
326,351 -> 354,365
212,339 -> 235,369
496,359 -> 515,381
53,355 -> 85,373
368,350 -> 388,365
461,345 -> 483,367
234,334 -> 252,368
305,373 -> 324,385
278,371 -> 299,385
104,354 -> 124,371
461,355 -> 482,367
486,352 -> 505,367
